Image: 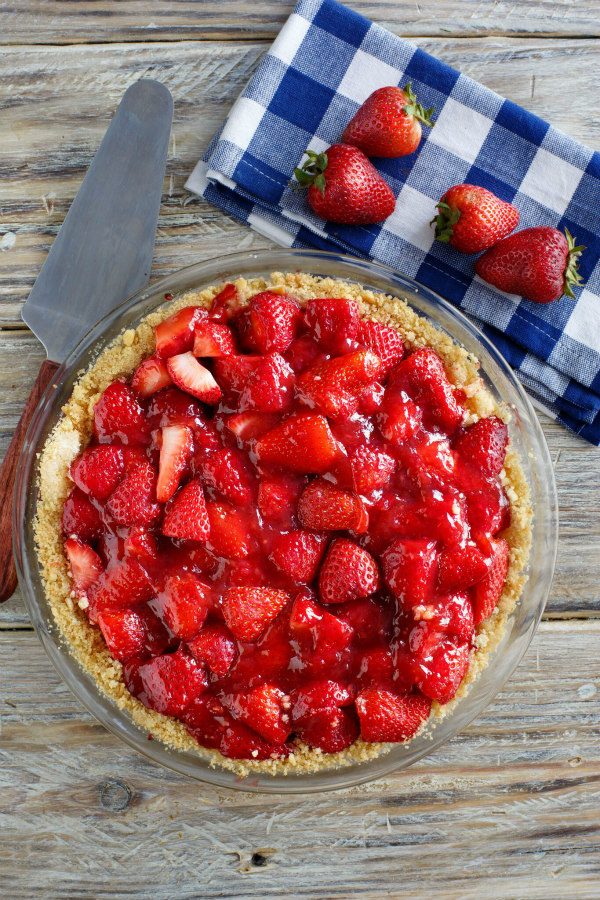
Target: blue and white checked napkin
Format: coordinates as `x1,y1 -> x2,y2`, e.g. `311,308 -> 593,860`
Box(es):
186,0 -> 600,445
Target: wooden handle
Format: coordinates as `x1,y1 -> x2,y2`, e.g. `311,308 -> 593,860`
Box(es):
0,359 -> 60,602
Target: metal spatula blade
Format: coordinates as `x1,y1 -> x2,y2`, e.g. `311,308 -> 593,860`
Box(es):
22,79 -> 173,363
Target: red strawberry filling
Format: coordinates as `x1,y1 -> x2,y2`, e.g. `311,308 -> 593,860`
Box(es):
62,288 -> 513,763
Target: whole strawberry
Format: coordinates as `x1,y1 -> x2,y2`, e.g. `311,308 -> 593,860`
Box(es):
475,226 -> 585,303
432,184 -> 519,254
294,144 -> 395,225
342,84 -> 435,158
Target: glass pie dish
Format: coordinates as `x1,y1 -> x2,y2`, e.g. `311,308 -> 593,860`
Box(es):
13,248 -> 558,793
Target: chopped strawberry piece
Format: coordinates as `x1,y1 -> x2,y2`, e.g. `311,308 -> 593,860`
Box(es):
146,387 -> 205,430
225,411 -> 279,442
368,495 -> 430,554
155,305 -> 207,358
472,537 -> 509,625
138,648 -> 208,716
200,447 -> 253,506
167,352 -> 222,404
88,556 -> 154,620
377,390 -> 423,445
209,283 -> 241,323
298,706 -> 359,753
456,415 -> 509,478
351,444 -> 395,494
213,355 -> 260,397
187,624 -> 237,676
437,544 -> 489,592
318,538 -> 380,604
123,527 -> 159,565
155,573 -> 212,640
156,424 -> 193,503
131,355 -> 172,397
284,333 -> 327,374
238,352 -> 295,413
289,592 -> 353,661
357,648 -> 395,689
222,683 -> 291,743
62,487 -> 102,541
297,479 -> 368,533
106,461 -> 161,527
356,689 -> 431,741
304,297 -> 360,354
222,586 -> 290,642
182,694 -> 229,748
97,608 -> 149,662
381,538 -> 438,607
70,445 -> 124,501
238,291 -> 301,354
290,680 -> 353,722
219,718 -> 287,761
358,319 -> 405,374
162,478 -> 210,543
257,474 -> 304,527
388,348 -> 465,434
358,380 -> 385,415
64,537 -> 103,593
270,530 -> 327,583
460,471 -> 511,536
206,501 -> 252,559
255,413 -> 339,474
336,597 -> 393,641
414,639 -> 470,703
93,381 -> 151,446
193,320 -> 236,358
409,592 -> 475,657
298,349 -> 382,418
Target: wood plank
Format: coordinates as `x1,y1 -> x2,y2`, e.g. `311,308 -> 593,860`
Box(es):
1,622 -> 599,898
2,37 -> 600,324
0,0 -> 598,45
0,342 -> 599,624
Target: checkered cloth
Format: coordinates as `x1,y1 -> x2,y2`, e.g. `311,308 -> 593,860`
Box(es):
186,0 -> 600,444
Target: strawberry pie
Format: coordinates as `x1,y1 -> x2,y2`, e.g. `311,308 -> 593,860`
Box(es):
34,272 -> 532,776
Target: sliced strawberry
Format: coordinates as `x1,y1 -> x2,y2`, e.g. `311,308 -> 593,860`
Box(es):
167,352 -> 222,405
105,461 -> 161,527
381,538 -> 438,607
155,573 -> 212,640
409,592 -> 475,657
455,415 -> 509,478
193,320 -> 236,358
255,413 -> 338,474
377,390 -> 423,445
93,381 -> 151,445
297,479 -> 368,533
187,624 -> 237,676
206,500 -> 252,559
356,648 -> 395,689
123,527 -> 159,565
257,474 -> 304,528
289,591 -> 353,668
138,648 -> 208,716
62,487 -> 102,541
358,319 -> 405,375
70,445 -> 124,501
182,694 -> 228,748
356,689 -> 431,741
414,639 -> 470,703
304,297 -> 360,354
131,355 -> 172,397
358,380 -> 385,415
88,556 -> 154,620
351,444 -> 395,494
97,608 -> 149,662
298,349 -> 382,418
238,291 -> 301,354
213,355 -> 260,397
368,495 -> 430,554
64,537 -> 103,593
209,283 -> 241,323
146,387 -> 205,430
238,352 -> 295,413
222,586 -> 290,642
284,333 -> 327,374
297,707 -> 359,753
200,447 -> 253,506
162,478 -> 210,543
156,424 -> 193,503
437,543 -> 489,592
155,305 -> 207,358
225,411 -> 279,443
222,683 -> 291,743
336,597 -> 394,642
289,680 -> 353,723
219,718 -> 287,761
270,530 -> 327,583
472,537 -> 509,625
388,348 -> 465,434
460,471 -> 511,536
318,538 -> 380,604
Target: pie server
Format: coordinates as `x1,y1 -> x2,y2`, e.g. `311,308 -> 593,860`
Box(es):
0,79 -> 173,601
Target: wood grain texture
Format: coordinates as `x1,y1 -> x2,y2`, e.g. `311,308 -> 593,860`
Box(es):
1,623 -> 599,898
2,37 -> 600,324
1,0 -> 599,44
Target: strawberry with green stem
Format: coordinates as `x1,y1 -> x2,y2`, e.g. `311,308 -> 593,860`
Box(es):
342,84 -> 435,158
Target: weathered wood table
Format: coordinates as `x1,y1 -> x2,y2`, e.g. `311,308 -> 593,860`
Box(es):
1,2 -> 599,897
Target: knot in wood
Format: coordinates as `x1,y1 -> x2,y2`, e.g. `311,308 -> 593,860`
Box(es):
99,778 -> 133,811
